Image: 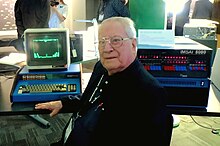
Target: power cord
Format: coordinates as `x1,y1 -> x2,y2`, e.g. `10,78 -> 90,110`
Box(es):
0,64 -> 23,79
210,80 -> 220,93
0,72 -> 16,79
7,38 -> 18,46
190,115 -> 220,135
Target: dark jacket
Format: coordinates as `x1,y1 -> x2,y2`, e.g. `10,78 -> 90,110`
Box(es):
192,0 -> 213,19
212,0 -> 220,34
97,0 -> 130,23
14,0 -> 50,38
60,58 -> 173,146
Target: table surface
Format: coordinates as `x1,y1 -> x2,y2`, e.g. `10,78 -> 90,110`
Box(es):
169,84 -> 220,116
0,76 -> 47,115
1,74 -> 220,116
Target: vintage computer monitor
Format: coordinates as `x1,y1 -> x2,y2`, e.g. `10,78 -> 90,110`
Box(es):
24,28 -> 70,70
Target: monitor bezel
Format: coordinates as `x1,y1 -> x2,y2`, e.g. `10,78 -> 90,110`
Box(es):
24,28 -> 70,70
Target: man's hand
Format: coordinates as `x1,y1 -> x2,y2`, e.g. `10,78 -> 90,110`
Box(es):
35,101 -> 63,117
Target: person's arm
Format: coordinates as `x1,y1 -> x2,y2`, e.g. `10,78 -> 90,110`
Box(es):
14,0 -> 25,38
113,0 -> 130,17
35,100 -> 63,117
35,94 -> 81,117
191,1 -> 198,19
121,0 -> 129,5
38,0 -> 50,28
35,61 -> 103,117
51,4 -> 68,23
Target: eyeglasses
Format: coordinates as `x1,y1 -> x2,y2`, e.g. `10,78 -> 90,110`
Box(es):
98,36 -> 132,48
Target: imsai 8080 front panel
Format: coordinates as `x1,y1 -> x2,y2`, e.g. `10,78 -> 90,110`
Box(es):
137,37 -> 213,109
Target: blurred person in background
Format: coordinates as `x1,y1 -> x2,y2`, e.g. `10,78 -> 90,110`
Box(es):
49,0 -> 68,28
14,0 -> 50,38
96,0 -> 130,23
212,0 -> 220,35
14,0 -> 50,52
175,0 -> 192,36
191,0 -> 213,19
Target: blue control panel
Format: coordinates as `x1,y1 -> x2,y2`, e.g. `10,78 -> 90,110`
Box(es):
11,63 -> 82,102
137,37 -> 213,108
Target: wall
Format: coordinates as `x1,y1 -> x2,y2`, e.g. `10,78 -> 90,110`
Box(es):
64,0 -> 86,34
0,0 -> 17,36
0,0 -> 99,36
129,0 -> 166,34
64,0 -> 99,34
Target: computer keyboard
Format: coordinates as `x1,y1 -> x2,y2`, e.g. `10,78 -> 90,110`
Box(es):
17,83 -> 77,94
10,64 -> 82,102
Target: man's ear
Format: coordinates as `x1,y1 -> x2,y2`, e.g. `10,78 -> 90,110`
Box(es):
131,38 -> 137,52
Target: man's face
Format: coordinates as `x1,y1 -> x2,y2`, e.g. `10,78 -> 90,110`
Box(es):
98,20 -> 137,75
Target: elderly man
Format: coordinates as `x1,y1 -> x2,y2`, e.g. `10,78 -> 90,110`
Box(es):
35,17 -> 173,146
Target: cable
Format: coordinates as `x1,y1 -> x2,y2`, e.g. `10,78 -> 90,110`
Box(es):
210,80 -> 220,93
190,115 -> 220,135
0,64 -> 21,78
7,38 -> 18,46
0,72 -> 16,79
0,64 -> 23,79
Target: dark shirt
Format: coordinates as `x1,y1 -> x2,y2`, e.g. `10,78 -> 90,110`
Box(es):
192,0 -> 213,19
212,0 -> 220,34
14,0 -> 50,38
61,58 -> 173,146
97,0 -> 130,23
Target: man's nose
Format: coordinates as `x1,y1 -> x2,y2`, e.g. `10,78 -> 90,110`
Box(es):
102,40 -> 114,51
